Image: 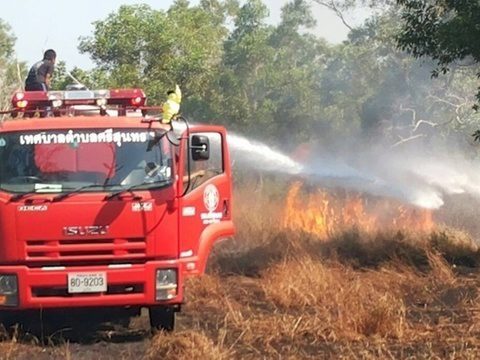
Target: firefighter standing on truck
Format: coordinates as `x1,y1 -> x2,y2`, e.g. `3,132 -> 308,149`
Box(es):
25,49 -> 56,91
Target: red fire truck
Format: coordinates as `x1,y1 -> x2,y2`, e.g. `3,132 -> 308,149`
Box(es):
0,88 -> 234,330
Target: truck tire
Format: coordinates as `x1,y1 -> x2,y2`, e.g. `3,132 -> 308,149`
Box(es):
149,306 -> 175,332
0,313 -> 14,330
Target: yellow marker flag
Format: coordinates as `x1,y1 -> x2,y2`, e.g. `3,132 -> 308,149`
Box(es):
161,85 -> 182,124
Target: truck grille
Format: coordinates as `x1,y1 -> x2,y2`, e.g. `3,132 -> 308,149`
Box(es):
26,238 -> 146,261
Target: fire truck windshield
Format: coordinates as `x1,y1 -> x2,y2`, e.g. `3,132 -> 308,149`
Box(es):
0,128 -> 173,195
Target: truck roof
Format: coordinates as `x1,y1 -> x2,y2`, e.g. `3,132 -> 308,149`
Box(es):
0,116 -> 172,133
3,88 -> 227,135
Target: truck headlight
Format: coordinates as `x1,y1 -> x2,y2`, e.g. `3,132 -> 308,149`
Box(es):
0,275 -> 18,306
52,99 -> 63,108
155,269 -> 177,301
96,98 -> 107,107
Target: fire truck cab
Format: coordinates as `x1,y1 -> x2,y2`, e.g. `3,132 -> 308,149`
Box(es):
0,88 -> 234,330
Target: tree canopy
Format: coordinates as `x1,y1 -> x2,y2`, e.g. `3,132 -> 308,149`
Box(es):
0,19 -> 24,113
78,2 -> 233,102
396,1 -> 480,97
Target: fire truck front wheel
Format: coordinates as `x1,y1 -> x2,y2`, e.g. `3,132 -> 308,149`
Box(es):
149,306 -> 175,332
0,312 -> 15,331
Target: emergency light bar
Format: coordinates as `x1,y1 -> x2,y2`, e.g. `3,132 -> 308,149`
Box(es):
10,88 -> 146,115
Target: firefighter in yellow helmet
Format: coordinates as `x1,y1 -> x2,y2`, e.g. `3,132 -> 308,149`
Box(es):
161,85 -> 182,124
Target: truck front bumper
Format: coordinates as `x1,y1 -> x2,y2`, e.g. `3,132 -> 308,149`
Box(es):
0,260 -> 183,309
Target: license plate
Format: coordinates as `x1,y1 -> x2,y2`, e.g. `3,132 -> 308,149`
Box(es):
68,272 -> 107,294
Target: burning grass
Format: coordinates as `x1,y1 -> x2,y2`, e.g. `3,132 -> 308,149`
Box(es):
283,181 -> 434,238
170,181 -> 480,358
5,180 -> 480,359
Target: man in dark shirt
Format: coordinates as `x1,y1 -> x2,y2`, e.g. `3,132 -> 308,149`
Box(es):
25,49 -> 56,91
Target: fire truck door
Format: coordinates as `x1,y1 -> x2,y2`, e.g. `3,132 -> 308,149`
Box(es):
178,131 -> 231,262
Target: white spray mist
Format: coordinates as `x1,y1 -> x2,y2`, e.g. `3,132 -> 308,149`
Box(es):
227,132 -> 480,210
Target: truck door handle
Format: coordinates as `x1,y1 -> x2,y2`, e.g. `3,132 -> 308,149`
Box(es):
223,199 -> 230,217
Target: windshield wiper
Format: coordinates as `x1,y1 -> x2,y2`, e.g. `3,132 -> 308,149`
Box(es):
52,184 -> 106,202
105,179 -> 172,200
9,191 -> 43,202
9,184 -> 63,202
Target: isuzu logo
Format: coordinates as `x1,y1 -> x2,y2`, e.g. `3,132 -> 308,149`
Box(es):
63,225 -> 109,236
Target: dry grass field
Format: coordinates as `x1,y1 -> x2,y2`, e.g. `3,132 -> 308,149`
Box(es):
3,181 -> 480,359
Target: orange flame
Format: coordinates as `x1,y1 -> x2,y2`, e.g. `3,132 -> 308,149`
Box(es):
283,181 -> 434,238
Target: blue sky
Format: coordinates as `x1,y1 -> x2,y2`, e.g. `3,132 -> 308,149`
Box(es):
1,0 -> 361,69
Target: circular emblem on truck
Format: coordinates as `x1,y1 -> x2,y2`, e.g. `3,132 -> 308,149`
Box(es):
203,184 -> 219,212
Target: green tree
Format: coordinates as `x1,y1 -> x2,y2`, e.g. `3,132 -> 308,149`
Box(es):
318,7 -> 480,148
216,0 -> 329,143
79,2 -> 234,105
0,19 -> 25,113
50,62 -> 109,91
396,0 -> 480,100
78,0 -> 330,142
75,0 -> 479,147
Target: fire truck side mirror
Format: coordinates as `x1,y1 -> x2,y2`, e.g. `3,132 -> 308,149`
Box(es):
191,135 -> 210,161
